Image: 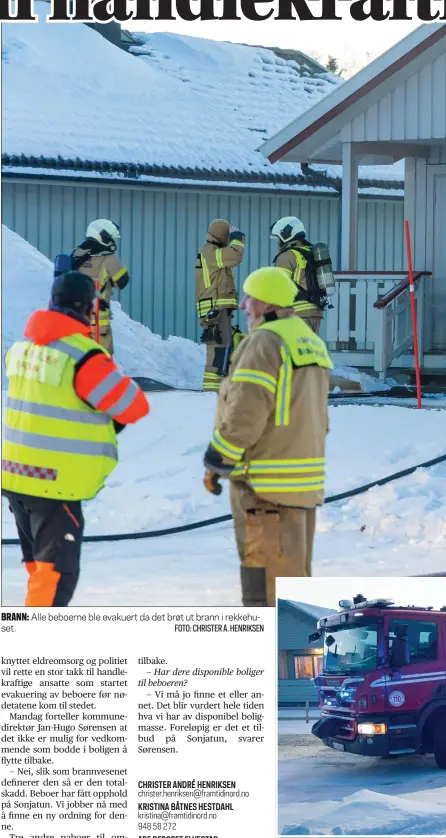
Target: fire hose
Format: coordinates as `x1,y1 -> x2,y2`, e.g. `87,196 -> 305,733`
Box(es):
2,453 -> 445,546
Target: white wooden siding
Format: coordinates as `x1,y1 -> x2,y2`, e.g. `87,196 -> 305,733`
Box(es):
347,53 -> 446,143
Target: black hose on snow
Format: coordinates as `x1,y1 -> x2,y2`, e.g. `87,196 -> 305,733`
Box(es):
2,454 -> 445,547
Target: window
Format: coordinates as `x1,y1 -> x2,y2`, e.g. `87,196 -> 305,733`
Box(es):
293,655 -> 322,679
389,620 -> 438,664
314,655 -> 323,677
278,650 -> 288,679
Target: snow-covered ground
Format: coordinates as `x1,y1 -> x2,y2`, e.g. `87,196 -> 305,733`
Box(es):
278,740 -> 446,835
2,228 -> 446,605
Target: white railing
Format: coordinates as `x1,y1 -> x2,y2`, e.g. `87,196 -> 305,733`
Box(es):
319,272 -> 429,375
373,273 -> 428,379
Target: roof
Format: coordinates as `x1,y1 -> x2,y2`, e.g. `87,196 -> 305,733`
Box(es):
261,22 -> 446,166
1,8 -> 403,194
279,600 -> 334,621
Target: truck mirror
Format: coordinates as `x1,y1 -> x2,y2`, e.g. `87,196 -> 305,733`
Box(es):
309,631 -> 321,643
390,636 -> 411,668
325,635 -> 335,647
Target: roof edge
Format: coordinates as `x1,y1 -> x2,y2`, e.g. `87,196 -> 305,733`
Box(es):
264,23 -> 446,164
1,154 -> 404,191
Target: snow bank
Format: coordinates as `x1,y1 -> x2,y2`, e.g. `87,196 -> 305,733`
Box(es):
2,7 -> 402,189
281,789 -> 446,835
1,225 -> 204,388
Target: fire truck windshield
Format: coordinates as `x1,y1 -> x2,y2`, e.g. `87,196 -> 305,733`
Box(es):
323,621 -> 378,675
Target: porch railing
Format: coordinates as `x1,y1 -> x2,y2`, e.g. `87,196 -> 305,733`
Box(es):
319,272 -> 430,376
373,272 -> 430,379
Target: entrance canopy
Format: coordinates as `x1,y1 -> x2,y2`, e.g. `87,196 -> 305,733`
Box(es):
261,23 -> 446,169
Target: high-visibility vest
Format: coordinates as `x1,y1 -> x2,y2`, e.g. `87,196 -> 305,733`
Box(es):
254,316 -> 333,426
2,334 -> 118,501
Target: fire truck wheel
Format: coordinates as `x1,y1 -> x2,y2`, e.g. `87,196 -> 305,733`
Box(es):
433,725 -> 446,769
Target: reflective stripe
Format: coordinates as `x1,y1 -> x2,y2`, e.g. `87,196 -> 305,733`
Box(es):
111,266 -> 127,283
106,379 -> 139,417
6,397 -> 110,425
215,249 -> 224,269
216,297 -> 237,306
231,369 -> 277,394
230,239 -> 245,248
211,430 -> 244,461
47,340 -> 85,361
232,458 -> 325,476
87,370 -> 122,407
201,256 -> 211,289
294,301 -> 319,313
198,298 -> 237,314
249,476 -> 324,486
275,346 -> 292,426
248,481 -> 324,493
3,426 -> 117,460
2,458 -> 58,481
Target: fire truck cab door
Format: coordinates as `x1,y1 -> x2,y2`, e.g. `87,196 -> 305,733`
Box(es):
385,617 -> 444,713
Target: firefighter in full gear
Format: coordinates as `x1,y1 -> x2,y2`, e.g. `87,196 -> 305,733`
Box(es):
202,266 -> 332,607
2,271 -> 149,608
71,219 -> 129,355
270,216 -> 323,334
196,219 -> 246,392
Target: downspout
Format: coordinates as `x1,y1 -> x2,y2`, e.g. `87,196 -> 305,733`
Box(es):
301,163 -> 342,270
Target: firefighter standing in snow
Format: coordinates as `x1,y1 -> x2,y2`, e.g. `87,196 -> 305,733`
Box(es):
71,219 -> 129,356
196,219 -> 246,392
2,271 -> 149,608
271,216 -> 325,334
203,267 -> 332,607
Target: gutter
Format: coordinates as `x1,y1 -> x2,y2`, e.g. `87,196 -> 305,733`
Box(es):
1,154 -> 403,194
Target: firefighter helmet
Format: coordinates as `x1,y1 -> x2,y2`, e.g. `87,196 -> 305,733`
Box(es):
270,216 -> 306,243
243,267 -> 296,308
86,219 -> 121,246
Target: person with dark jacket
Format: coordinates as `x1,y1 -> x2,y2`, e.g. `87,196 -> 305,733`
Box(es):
2,271 -> 149,607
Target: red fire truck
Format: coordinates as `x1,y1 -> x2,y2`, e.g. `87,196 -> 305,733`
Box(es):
311,595 -> 446,768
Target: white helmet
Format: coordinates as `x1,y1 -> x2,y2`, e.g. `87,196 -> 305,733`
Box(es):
270,216 -> 306,244
86,219 -> 121,246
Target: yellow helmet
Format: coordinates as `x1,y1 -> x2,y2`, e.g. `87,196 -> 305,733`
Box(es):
243,267 -> 296,308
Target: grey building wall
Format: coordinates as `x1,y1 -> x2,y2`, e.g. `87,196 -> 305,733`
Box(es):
278,603 -> 325,705
2,176 -> 404,341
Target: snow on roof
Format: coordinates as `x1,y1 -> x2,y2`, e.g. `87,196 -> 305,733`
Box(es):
280,600 -> 334,621
2,8 -> 403,191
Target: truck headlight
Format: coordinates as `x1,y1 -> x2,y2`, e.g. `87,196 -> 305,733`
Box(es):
358,723 -> 387,735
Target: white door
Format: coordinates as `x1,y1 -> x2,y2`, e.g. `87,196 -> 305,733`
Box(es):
433,174 -> 446,349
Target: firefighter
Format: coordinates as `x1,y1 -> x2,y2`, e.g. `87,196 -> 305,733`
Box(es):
2,271 -> 149,608
270,216 -> 324,334
71,219 -> 129,355
202,266 -> 332,607
196,219 -> 246,392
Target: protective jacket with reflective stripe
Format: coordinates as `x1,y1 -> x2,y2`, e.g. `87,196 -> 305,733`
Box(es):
72,244 -> 129,328
211,311 -> 332,508
275,245 -> 323,318
195,237 -> 243,320
2,334 -> 118,501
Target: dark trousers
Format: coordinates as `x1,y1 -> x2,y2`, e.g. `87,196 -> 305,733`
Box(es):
3,491 -> 84,607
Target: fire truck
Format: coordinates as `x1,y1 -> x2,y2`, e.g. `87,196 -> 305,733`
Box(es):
310,595 -> 446,768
